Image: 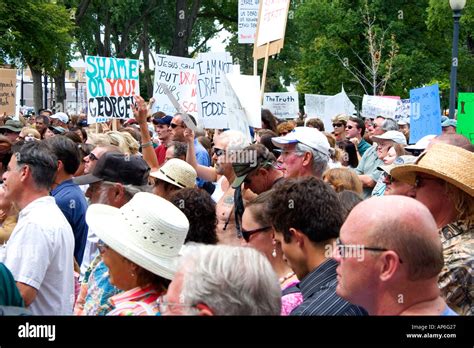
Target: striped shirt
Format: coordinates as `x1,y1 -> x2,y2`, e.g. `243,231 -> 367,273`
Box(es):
107,285 -> 163,316
290,259 -> 367,316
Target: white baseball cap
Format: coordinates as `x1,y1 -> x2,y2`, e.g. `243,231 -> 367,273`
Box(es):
372,130 -> 407,145
271,127 -> 330,157
50,112 -> 69,124
405,134 -> 437,152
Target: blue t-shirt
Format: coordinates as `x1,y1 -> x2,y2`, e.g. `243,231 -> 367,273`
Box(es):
51,179 -> 89,265
194,139 -> 211,188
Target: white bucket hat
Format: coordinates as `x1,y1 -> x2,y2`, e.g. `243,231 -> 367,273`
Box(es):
85,192 -> 189,280
150,158 -> 197,189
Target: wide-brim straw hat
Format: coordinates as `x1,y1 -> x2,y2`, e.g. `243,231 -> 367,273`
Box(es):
85,192 -> 189,280
391,143 -> 474,197
150,158 -> 197,189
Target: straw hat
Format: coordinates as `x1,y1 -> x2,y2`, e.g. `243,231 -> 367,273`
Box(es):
85,192 -> 190,280
150,158 -> 197,189
391,143 -> 474,197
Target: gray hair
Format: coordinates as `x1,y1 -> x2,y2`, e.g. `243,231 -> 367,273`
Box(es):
169,141 -> 188,159
295,142 -> 329,178
219,130 -> 249,151
179,244 -> 281,315
102,181 -> 151,202
382,118 -> 398,132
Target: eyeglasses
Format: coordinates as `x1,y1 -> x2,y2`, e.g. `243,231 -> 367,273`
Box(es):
345,125 -> 354,130
157,295 -> 197,314
332,123 -> 343,128
414,175 -> 442,189
335,238 -> 403,263
241,226 -> 272,243
382,172 -> 394,184
212,147 -> 225,157
170,123 -> 184,129
88,152 -> 99,161
97,240 -> 110,254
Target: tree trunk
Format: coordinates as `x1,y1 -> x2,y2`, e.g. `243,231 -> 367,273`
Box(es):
142,17 -> 153,98
30,67 -> 43,112
170,0 -> 189,57
54,69 -> 67,113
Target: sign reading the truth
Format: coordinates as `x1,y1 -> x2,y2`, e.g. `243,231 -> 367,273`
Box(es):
85,56 -> 140,123
263,92 -> 299,119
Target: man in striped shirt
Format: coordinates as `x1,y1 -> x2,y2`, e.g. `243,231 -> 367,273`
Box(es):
267,177 -> 367,316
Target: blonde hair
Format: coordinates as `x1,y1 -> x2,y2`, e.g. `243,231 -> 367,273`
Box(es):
445,182 -> 474,222
87,133 -> 111,147
105,131 -> 139,154
323,167 -> 363,194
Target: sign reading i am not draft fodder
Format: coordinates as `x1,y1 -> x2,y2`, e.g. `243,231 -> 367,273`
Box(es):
0,68 -> 17,116
457,93 -> 474,144
85,56 -> 140,124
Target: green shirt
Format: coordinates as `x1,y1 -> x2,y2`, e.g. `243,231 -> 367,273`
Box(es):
0,263 -> 24,307
357,139 -> 371,157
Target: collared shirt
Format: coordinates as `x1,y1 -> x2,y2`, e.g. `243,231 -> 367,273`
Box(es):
51,179 -> 89,265
290,259 -> 367,316
195,139 -> 211,188
438,220 -> 473,316
1,196 -> 75,315
355,145 -> 383,199
74,255 -> 121,316
357,138 -> 371,157
107,285 -> 162,316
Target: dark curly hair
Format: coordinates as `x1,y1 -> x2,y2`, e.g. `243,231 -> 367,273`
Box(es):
169,188 -> 218,245
268,177 -> 343,243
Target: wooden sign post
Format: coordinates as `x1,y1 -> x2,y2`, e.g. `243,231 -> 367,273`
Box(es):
253,0 -> 291,103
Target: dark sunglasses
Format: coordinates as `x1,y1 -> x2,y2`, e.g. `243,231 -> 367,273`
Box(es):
88,152 -> 99,161
170,123 -> 184,129
346,125 -> 354,130
332,123 -> 343,128
241,226 -> 272,242
213,147 -> 225,157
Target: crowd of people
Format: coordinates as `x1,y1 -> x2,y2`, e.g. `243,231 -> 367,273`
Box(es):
0,97 -> 472,317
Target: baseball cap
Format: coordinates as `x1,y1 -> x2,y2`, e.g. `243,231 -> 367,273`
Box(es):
372,130 -> 407,145
441,116 -> 457,128
50,112 -> 69,124
231,144 -> 275,189
73,152 -> 150,186
405,134 -> 436,153
271,127 -> 330,157
152,115 -> 173,126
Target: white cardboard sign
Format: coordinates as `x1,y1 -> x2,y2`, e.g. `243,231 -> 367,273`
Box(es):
263,92 -> 299,119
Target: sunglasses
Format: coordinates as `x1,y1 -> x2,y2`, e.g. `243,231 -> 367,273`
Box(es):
346,125 -> 354,130
241,226 -> 272,242
213,147 -> 225,157
332,123 -> 343,128
382,172 -> 394,184
170,123 -> 184,129
88,152 -> 99,161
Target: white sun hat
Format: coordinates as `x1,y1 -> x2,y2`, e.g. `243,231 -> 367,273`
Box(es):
150,158 -> 197,189
85,192 -> 189,280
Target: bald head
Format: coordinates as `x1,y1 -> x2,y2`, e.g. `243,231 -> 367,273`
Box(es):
344,196 -> 443,281
429,133 -> 474,152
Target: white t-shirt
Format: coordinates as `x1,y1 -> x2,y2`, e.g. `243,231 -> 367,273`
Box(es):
1,196 -> 75,315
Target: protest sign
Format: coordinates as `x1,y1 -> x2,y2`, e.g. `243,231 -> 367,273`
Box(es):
152,54 -> 197,116
305,94 -> 330,118
159,83 -> 198,132
323,89 -> 356,132
238,0 -> 259,44
263,92 -> 299,119
0,68 -> 17,116
255,0 -> 290,48
195,52 -> 233,129
409,84 -> 441,144
85,56 -> 139,124
222,74 -> 252,144
394,99 -> 410,124
361,95 -> 399,119
457,93 -> 474,144
226,74 -> 261,128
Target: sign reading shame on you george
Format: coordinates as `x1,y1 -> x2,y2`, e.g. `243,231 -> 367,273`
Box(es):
86,56 -> 139,123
